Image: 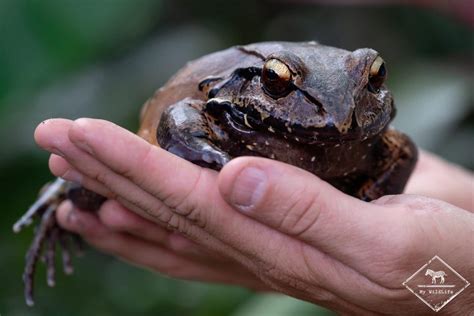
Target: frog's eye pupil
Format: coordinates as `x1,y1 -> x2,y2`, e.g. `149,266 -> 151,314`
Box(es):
261,58 -> 292,98
378,63 -> 386,77
368,56 -> 386,93
266,69 -> 279,81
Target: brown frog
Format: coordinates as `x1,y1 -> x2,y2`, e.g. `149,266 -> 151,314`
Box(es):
14,41 -> 417,306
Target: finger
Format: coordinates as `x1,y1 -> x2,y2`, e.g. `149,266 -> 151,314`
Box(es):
39,119 -> 245,259
97,200 -> 229,262
49,154 -> 114,199
55,204 -> 385,313
218,157 -> 418,268
48,140 -> 238,264
38,119 -> 396,304
38,119 -> 404,309
49,156 -> 216,265
37,118 -> 229,235
40,120 -> 367,273
59,119 -> 288,262
37,119 -> 176,225
96,200 -> 169,243
43,123 -> 204,259
48,152 -> 167,227
55,201 -> 266,289
66,118 -> 208,215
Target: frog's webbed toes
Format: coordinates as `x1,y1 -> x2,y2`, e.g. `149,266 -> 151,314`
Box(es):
13,178 -> 84,307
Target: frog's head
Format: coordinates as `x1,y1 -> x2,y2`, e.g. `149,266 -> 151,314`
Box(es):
203,42 -> 394,144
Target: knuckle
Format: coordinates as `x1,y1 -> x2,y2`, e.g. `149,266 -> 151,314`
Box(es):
161,212 -> 194,236
161,168 -> 208,229
92,168 -> 110,186
127,144 -> 155,183
257,261 -> 311,294
256,260 -> 280,283
144,203 -> 173,225
253,241 -> 321,297
142,203 -> 195,238
278,184 -> 321,236
116,164 -> 135,181
176,203 -> 207,230
254,243 -> 294,288
163,167 -> 203,210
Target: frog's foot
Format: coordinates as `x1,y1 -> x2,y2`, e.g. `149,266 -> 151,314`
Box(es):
357,179 -> 383,201
357,129 -> 418,201
157,98 -> 231,170
13,178 -> 84,307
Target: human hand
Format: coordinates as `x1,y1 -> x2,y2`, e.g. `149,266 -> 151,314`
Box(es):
405,150 -> 473,212
35,118 -> 474,314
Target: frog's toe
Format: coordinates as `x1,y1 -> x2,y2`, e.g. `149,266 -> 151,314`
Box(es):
23,205 -> 57,306
22,208 -> 84,306
58,228 -> 77,275
44,226 -> 59,287
157,99 -> 232,171
13,178 -> 67,233
14,178 -> 84,306
16,177 -> 104,306
199,145 -> 231,169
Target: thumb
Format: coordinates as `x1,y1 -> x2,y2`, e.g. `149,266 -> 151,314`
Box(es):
218,157 -> 399,255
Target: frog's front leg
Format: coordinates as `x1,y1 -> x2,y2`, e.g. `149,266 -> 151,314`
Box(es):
13,178 -> 105,306
157,98 -> 231,170
358,128 -> 418,201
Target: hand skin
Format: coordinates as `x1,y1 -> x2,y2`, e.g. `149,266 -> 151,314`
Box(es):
35,118 -> 474,315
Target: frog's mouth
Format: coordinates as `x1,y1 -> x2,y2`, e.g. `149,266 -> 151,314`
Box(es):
205,98 -> 366,144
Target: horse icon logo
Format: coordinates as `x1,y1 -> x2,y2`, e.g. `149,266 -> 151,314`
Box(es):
425,269 -> 447,284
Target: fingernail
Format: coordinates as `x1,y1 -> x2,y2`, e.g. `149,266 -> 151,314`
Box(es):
66,207 -> 77,225
66,208 -> 83,232
229,167 -> 267,210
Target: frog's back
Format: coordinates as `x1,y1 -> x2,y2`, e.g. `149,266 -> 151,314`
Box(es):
137,45 -> 263,144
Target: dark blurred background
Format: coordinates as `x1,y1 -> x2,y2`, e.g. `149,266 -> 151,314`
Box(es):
1,0 -> 472,315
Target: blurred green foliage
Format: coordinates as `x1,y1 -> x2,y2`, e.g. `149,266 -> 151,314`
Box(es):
1,0 -> 472,315
0,0 -> 161,99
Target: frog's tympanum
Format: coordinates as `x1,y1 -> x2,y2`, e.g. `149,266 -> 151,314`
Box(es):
14,41 -> 417,306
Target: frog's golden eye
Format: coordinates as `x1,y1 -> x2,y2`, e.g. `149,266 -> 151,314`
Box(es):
261,59 -> 292,97
368,56 -> 386,93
